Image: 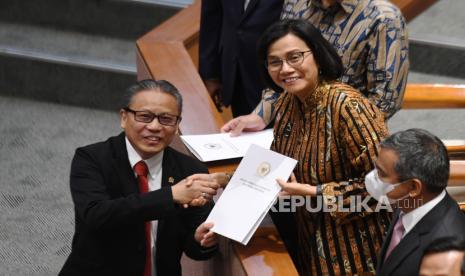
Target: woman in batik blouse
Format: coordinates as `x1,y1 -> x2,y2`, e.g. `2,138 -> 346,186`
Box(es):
257,19 -> 390,275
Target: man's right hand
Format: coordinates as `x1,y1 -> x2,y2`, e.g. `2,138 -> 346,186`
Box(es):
171,177 -> 219,205
220,114 -> 266,137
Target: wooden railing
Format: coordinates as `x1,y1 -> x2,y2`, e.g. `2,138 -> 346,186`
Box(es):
136,0 -> 463,275
402,84 -> 465,109
234,227 -> 299,276
449,161 -> 465,186
136,0 -> 221,135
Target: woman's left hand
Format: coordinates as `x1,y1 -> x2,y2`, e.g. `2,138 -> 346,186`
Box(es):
276,173 -> 317,196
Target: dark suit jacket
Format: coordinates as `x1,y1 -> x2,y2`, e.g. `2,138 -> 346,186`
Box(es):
199,0 -> 283,112
60,133 -> 216,276
376,193 -> 465,276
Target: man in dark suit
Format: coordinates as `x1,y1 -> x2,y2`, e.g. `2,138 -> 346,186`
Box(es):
199,0 -> 283,116
364,129 -> 465,275
60,79 -> 220,276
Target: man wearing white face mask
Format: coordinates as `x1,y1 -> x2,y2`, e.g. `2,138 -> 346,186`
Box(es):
365,168 -> 411,205
365,128 -> 465,276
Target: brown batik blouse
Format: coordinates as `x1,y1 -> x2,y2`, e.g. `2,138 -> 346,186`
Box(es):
272,81 -> 391,275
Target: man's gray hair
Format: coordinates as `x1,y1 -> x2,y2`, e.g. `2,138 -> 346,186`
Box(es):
124,79 -> 183,113
380,128 -> 449,193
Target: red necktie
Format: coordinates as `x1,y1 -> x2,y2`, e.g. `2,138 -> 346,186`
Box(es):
134,161 -> 152,276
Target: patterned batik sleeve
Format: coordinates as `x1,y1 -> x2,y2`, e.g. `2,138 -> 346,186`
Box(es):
366,13 -> 409,119
321,94 -> 388,224
252,88 -> 280,125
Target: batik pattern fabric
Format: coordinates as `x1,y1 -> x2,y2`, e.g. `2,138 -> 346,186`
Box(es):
254,0 -> 409,121
272,81 -> 391,275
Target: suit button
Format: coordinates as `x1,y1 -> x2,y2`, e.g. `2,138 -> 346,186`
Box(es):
237,30 -> 243,35
137,244 -> 144,252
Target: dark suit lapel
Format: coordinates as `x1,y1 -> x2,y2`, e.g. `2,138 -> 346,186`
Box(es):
157,147 -> 179,236
377,209 -> 400,269
112,132 -> 139,195
239,0 -> 260,25
161,147 -> 179,188
232,0 -> 245,20
382,228 -> 420,275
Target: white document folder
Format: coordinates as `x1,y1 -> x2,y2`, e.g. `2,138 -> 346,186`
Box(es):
180,129 -> 273,162
206,144 -> 297,245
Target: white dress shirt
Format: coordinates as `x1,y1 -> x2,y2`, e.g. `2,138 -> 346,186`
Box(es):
244,0 -> 250,10
401,190 -> 446,237
126,137 -> 163,276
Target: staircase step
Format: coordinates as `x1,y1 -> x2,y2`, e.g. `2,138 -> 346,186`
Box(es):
409,39 -> 465,80
0,0 -> 179,39
391,70 -> 465,151
408,0 -> 465,43
127,0 -> 192,8
407,0 -> 465,80
0,21 -> 137,109
0,22 -> 135,74
409,71 -> 465,85
0,53 -> 135,110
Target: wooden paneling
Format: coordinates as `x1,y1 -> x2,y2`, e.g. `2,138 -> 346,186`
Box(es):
136,1 -> 223,135
138,0 -> 201,45
444,140 -> 465,160
207,160 -> 239,174
136,50 -> 152,81
234,227 -> 299,276
449,161 -> 465,186
186,36 -> 200,68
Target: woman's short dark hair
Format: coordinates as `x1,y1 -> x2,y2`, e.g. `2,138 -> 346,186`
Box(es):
257,19 -> 344,92
123,79 -> 183,113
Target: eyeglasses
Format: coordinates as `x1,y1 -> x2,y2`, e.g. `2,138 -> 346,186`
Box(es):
265,50 -> 312,72
124,107 -> 181,126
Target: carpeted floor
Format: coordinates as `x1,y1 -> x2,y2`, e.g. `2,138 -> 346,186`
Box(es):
0,96 -> 119,275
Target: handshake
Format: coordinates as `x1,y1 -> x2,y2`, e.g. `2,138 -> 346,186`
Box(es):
171,172 -> 231,207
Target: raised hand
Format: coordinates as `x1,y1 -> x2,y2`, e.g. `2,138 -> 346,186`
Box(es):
220,114 -> 266,137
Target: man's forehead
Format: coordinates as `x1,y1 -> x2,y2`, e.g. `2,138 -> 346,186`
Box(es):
375,147 -> 399,173
421,250 -> 465,275
131,89 -> 172,101
377,147 -> 399,162
131,90 -> 178,107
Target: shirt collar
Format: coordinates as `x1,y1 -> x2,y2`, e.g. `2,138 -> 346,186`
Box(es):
125,137 -> 163,180
402,190 -> 446,235
312,0 -> 358,14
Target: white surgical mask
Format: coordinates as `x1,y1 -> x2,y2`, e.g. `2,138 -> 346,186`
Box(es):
365,169 -> 405,204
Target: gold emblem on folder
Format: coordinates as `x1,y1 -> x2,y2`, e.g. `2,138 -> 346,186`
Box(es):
256,162 -> 271,177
